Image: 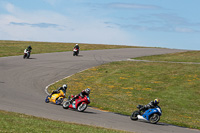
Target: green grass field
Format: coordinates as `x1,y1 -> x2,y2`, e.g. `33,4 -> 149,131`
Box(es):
49,52 -> 200,129
0,40 -> 138,57
134,51 -> 200,62
0,110 -> 128,133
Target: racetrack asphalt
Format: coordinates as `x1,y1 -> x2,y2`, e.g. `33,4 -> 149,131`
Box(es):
0,48 -> 199,133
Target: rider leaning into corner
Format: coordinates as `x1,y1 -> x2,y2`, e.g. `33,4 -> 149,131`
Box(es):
24,45 -> 32,54
50,84 -> 68,98
139,99 -> 160,112
69,88 -> 90,103
24,45 -> 32,52
74,44 -> 80,54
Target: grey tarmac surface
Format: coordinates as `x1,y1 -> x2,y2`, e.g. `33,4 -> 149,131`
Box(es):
0,48 -> 199,133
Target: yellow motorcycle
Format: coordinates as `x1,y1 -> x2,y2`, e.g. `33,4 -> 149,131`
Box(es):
45,90 -> 66,105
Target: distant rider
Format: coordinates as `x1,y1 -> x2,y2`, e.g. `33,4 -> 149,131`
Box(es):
24,45 -> 32,56
139,99 -> 160,112
27,45 -> 32,51
50,84 -> 68,98
74,44 -> 79,54
24,45 -> 32,52
70,88 -> 90,103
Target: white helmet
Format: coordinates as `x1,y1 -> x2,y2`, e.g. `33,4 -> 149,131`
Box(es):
63,84 -> 67,90
85,88 -> 90,94
76,44 -> 78,46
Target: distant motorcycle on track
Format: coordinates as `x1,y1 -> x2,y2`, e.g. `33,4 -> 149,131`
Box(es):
73,48 -> 79,56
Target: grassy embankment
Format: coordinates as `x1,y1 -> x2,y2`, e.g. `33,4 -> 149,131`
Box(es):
0,110 -> 128,133
134,51 -> 200,62
48,51 -> 200,129
0,40 -> 137,57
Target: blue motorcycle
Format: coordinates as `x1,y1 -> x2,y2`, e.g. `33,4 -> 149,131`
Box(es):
130,105 -> 162,124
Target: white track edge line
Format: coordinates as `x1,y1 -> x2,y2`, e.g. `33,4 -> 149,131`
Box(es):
45,68 -> 88,95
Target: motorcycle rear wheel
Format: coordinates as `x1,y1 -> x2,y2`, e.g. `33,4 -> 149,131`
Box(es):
149,114 -> 160,124
63,101 -> 70,109
130,111 -> 139,120
77,103 -> 87,112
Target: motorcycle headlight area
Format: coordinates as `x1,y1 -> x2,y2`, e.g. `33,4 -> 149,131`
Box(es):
156,108 -> 162,113
87,97 -> 90,101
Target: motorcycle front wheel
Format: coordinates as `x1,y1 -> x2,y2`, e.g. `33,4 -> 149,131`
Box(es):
130,111 -> 139,120
73,52 -> 76,56
63,101 -> 70,109
149,114 -> 160,124
77,103 -> 87,112
45,96 -> 50,103
23,54 -> 26,59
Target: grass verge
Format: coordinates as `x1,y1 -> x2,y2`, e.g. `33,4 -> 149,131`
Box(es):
133,51 -> 200,62
49,61 -> 200,129
0,40 -> 138,57
0,110 -> 129,133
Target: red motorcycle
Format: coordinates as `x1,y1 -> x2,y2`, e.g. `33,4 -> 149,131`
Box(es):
73,48 -> 79,56
63,95 -> 90,112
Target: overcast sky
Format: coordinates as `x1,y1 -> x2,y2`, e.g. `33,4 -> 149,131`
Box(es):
0,0 -> 200,50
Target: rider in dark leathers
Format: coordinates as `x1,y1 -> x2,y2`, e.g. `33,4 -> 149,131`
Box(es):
70,88 -> 90,103
27,45 -> 32,51
139,99 -> 160,112
50,84 -> 67,98
74,44 -> 79,55
24,45 -> 32,58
